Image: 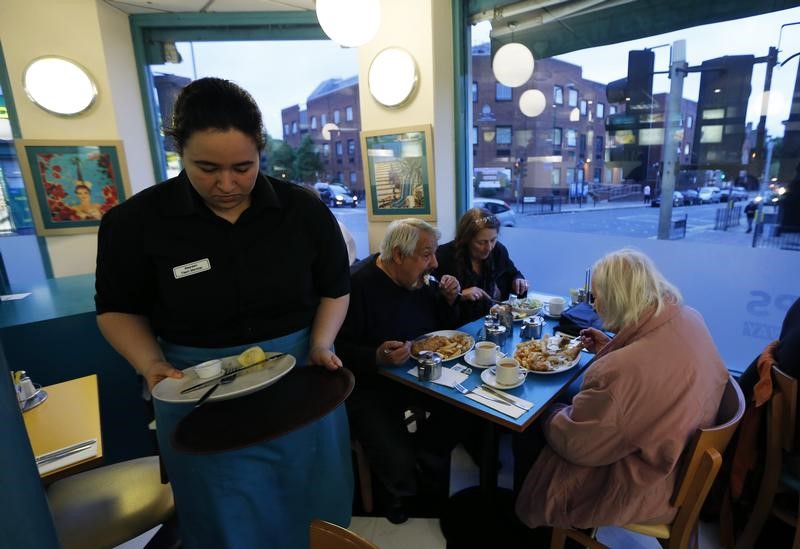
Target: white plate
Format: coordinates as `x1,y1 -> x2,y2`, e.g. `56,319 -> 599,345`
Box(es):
152,352 -> 296,404
542,308 -> 563,319
463,348 -> 506,369
514,337 -> 582,375
481,367 -> 526,389
411,330 -> 475,362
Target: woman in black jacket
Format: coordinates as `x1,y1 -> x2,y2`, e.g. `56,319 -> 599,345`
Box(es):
435,207 -> 528,325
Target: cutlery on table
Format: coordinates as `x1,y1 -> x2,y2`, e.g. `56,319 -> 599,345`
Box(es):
180,352 -> 288,394
453,381 -> 514,406
479,384 -> 530,410
36,439 -> 96,466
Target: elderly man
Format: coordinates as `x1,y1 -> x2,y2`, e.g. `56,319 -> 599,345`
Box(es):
336,218 -> 462,524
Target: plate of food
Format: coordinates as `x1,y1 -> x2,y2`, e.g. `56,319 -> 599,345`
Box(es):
513,334 -> 583,375
411,330 -> 475,362
152,347 -> 296,404
507,296 -> 543,321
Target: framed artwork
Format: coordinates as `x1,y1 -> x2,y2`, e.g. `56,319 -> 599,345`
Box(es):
15,140 -> 131,235
360,125 -> 435,221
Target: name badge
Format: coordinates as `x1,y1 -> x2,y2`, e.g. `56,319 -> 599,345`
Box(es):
173,258 -> 211,279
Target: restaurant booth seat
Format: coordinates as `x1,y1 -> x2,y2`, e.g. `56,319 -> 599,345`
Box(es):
735,365 -> 800,549
46,455 -> 175,549
550,376 -> 745,549
309,519 -> 378,549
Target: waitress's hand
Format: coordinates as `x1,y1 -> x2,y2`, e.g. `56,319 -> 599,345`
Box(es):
377,340 -> 411,366
511,278 -> 529,296
579,327 -> 610,354
309,346 -> 343,371
461,286 -> 491,302
438,274 -> 461,305
141,360 -> 183,391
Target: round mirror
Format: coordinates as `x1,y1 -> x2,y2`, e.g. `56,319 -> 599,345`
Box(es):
23,56 -> 97,116
368,47 -> 418,109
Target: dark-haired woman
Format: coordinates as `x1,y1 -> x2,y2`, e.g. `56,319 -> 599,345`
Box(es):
435,207 -> 528,324
95,77 -> 352,548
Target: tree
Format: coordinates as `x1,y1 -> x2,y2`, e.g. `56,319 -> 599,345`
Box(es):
269,139 -> 295,181
293,135 -> 324,183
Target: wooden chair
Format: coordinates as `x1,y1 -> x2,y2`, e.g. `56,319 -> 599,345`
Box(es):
735,365 -> 799,548
309,519 -> 379,549
46,456 -> 175,549
551,375 -> 745,549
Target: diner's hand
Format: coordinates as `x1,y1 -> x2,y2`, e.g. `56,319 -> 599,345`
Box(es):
461,286 -> 491,302
377,340 -> 411,366
438,274 -> 461,305
511,278 -> 529,296
141,360 -> 183,391
310,346 -> 343,371
579,327 -> 610,353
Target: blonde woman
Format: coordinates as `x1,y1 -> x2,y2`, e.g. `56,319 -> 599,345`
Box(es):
514,248 -> 729,529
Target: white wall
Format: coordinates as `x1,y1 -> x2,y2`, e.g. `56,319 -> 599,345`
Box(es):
358,0 -> 456,253
0,0 -> 155,277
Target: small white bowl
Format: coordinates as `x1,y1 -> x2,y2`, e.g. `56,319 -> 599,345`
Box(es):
194,359 -> 222,379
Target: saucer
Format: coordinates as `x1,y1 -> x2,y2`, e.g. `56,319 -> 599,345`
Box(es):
481,367 -> 526,389
464,349 -> 506,369
542,307 -> 563,319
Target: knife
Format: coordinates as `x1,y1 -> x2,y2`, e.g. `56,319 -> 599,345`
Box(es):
180,353 -> 288,394
36,439 -> 96,465
480,384 -> 528,410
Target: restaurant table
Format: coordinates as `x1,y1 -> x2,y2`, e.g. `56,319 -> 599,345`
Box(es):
379,312 -> 595,547
172,367 -> 354,453
23,374 -> 104,484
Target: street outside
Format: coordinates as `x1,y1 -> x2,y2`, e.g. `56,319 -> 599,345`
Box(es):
330,198 -> 757,261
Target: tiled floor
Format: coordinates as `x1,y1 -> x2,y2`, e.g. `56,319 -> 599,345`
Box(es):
117,437 -> 724,548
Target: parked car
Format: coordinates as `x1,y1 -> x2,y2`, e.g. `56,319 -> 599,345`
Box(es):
697,186 -> 722,204
720,186 -> 748,202
651,191 -> 684,207
315,182 -> 358,208
473,197 -> 516,226
682,189 -> 700,205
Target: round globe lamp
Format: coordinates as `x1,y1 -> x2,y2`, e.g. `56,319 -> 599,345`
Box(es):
492,43 -> 534,88
368,47 -> 418,108
24,56 -> 97,116
519,89 -> 546,117
316,0 -> 381,48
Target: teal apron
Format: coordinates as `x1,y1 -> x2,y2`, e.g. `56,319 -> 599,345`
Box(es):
154,328 -> 353,549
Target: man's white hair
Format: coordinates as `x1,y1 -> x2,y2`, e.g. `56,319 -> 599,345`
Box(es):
379,218 -> 440,261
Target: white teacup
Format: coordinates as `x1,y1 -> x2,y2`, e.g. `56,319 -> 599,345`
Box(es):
474,341 -> 498,366
495,357 -> 525,386
545,296 -> 566,316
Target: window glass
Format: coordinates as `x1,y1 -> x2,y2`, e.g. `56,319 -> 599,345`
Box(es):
347,139 -> 355,156
468,9 -> 800,372
472,81 -> 478,102
496,126 -> 512,145
345,106 -> 353,121
333,109 -> 340,124
335,141 -> 343,157
495,83 -> 512,101
321,113 -> 327,126
311,116 -> 317,129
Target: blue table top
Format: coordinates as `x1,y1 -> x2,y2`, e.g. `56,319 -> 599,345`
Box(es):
0,274 -> 96,329
379,315 -> 595,432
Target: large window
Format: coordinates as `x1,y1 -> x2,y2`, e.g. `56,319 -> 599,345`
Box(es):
495,83 -> 512,101
496,126 -> 512,145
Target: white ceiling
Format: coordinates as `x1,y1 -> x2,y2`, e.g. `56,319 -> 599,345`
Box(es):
102,0 -> 315,15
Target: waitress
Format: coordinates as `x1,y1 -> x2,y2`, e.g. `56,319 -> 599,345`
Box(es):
95,78 -> 352,548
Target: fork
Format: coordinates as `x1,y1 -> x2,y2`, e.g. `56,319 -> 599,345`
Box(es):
453,381 -> 509,406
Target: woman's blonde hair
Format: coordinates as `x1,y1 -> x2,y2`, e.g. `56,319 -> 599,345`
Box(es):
592,247 -> 681,332
379,218 -> 440,261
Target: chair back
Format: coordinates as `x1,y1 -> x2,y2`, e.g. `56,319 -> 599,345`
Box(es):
667,376 -> 745,548
309,519 -> 378,549
771,365 -> 798,452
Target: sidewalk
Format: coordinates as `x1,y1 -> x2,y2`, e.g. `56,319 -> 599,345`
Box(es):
516,196 -> 648,215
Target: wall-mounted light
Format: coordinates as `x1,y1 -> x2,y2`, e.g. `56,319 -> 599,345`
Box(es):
492,42 -> 534,88
316,0 -> 380,48
368,47 -> 418,108
23,56 -> 97,116
519,89 -> 546,117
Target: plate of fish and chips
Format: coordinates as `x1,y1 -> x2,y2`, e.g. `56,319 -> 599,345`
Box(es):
513,333 -> 583,374
410,330 -> 475,362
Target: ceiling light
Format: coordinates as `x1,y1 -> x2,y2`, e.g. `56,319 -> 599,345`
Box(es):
321,122 -> 339,140
24,56 -> 97,116
519,89 -> 546,117
368,47 -> 418,108
492,43 -> 534,88
316,0 -> 380,48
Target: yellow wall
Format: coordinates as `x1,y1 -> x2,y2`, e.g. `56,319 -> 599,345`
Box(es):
0,0 -> 155,277
359,0 -> 456,251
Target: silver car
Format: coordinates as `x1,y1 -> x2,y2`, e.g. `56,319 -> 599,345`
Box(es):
473,197 -> 516,226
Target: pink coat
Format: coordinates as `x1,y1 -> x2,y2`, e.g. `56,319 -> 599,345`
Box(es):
515,303 -> 728,528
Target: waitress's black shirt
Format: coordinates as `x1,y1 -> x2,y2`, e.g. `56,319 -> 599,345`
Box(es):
95,171 -> 350,348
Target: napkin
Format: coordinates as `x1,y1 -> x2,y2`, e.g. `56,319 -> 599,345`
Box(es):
36,440 -> 98,475
465,388 -> 533,419
407,366 -> 468,388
